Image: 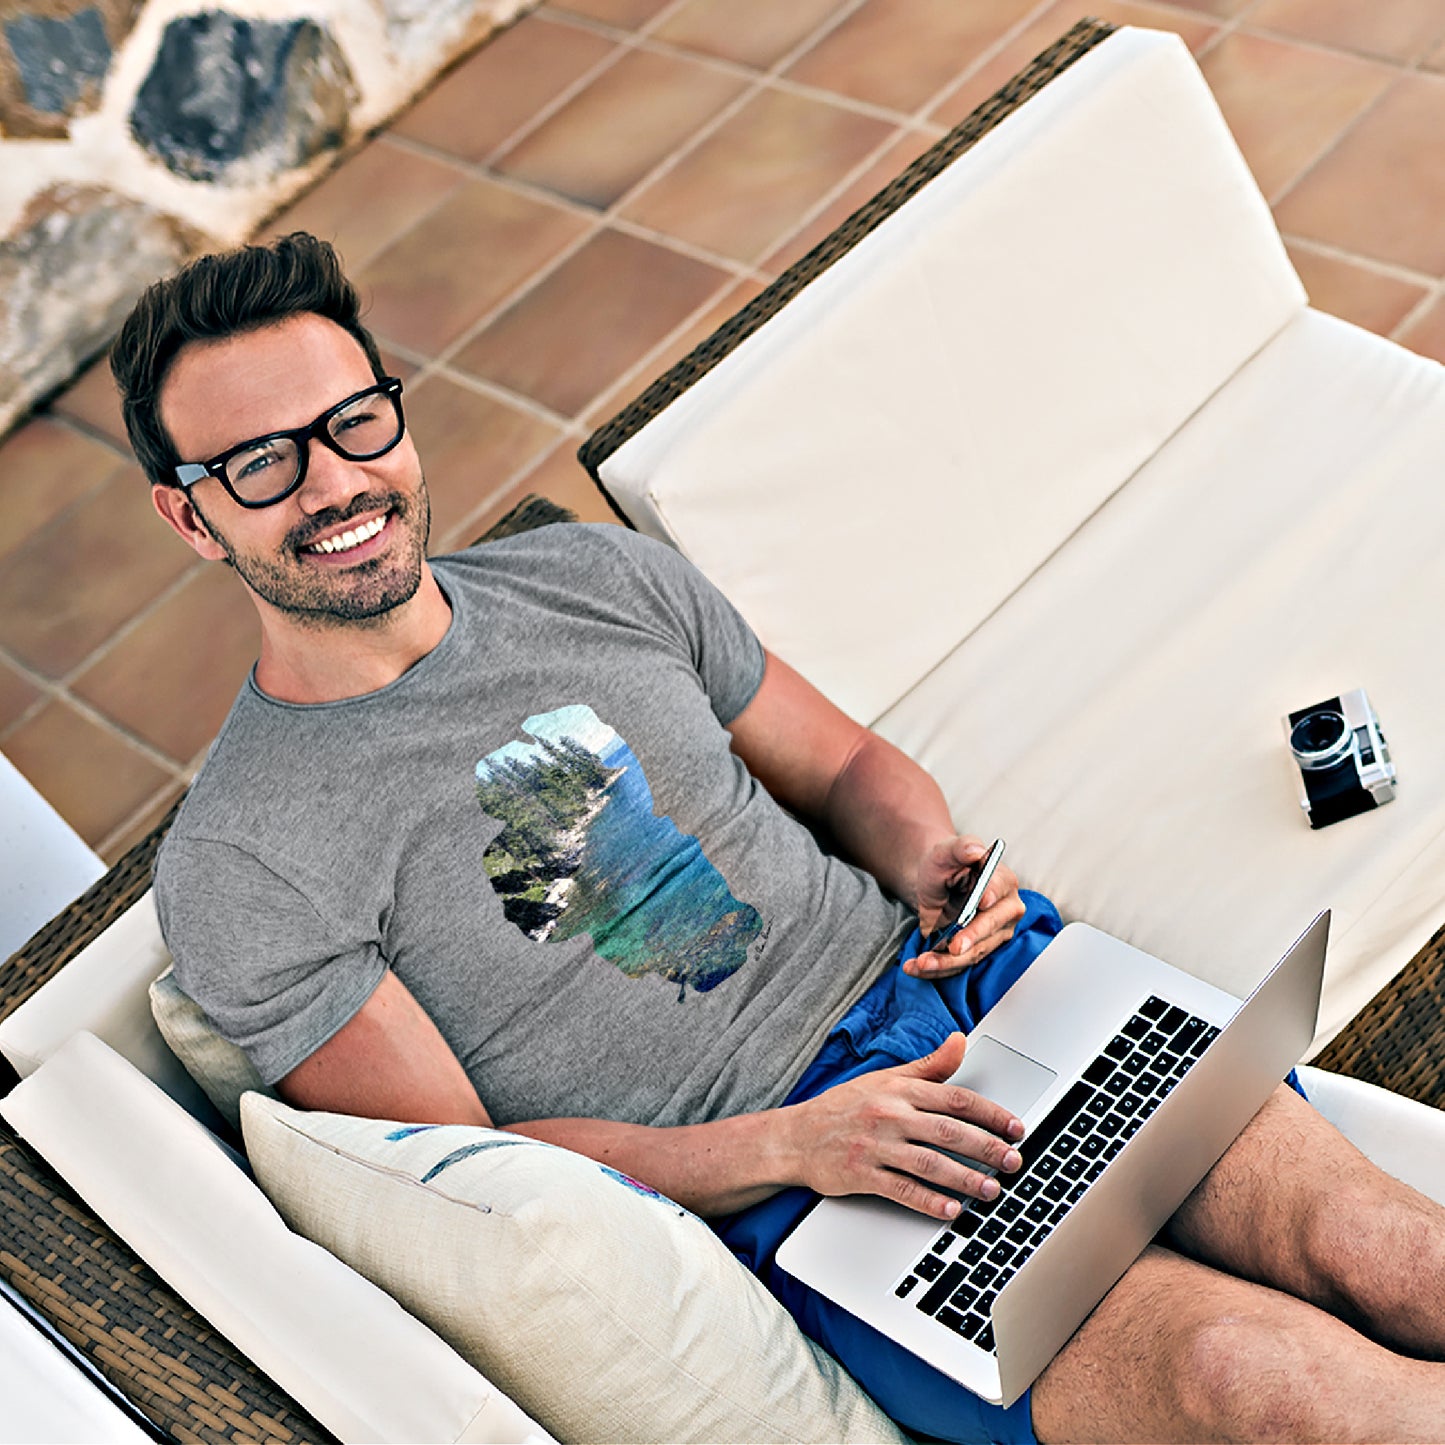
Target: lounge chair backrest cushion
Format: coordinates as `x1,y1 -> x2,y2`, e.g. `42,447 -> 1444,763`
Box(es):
0,893 -> 228,1128
596,27 -> 1305,723
0,1032 -> 553,1445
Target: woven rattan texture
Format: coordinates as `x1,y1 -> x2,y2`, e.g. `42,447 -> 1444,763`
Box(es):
1314,925 -> 1445,1108
0,492 -> 574,1444
0,1133 -> 325,1445
577,17 -> 1116,493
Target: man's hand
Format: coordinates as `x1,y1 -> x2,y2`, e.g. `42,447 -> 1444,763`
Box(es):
908,834 -> 1026,979
781,1032 -> 1025,1221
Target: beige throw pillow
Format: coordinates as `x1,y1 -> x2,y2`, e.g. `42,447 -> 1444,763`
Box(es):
148,967 -> 275,1130
241,1094 -> 905,1445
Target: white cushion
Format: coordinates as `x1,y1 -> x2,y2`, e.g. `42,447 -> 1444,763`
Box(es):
241,1093 -> 906,1445
598,27 -> 1303,723
0,894 -> 228,1130
149,966 -> 274,1132
1298,1066 -> 1445,1205
0,1032 -> 552,1445
0,1287 -> 153,1445
0,752 -> 105,961
874,309 -> 1445,1051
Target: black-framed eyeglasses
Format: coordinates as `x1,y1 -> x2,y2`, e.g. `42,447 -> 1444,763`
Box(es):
172,377 -> 406,509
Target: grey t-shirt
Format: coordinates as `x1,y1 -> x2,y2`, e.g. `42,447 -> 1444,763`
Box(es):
155,524 -> 912,1127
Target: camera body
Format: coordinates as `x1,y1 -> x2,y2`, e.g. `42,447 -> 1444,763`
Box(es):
1283,688 -> 1395,829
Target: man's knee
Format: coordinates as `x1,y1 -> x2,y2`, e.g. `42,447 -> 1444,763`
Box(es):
1177,1312 -> 1336,1442
1036,1250 -> 1342,1444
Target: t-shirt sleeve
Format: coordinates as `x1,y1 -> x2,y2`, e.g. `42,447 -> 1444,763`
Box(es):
597,528 -> 767,726
153,833 -> 387,1085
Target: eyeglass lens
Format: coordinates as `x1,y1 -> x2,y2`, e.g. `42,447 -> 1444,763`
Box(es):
224,389 -> 403,504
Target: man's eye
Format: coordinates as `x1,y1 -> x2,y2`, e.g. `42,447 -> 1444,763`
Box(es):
333,406 -> 379,433
233,447 -> 283,479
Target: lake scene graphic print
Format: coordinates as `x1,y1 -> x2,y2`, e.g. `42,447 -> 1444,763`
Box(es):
475,705 -> 762,1000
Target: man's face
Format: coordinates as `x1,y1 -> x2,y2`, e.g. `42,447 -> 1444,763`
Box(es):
157,314 -> 430,628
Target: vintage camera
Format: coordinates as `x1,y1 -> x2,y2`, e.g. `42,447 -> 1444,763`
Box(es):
1283,688 -> 1395,829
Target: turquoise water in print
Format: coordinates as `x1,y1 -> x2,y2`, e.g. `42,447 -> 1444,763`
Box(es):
477,706 -> 762,1000
551,738 -> 761,997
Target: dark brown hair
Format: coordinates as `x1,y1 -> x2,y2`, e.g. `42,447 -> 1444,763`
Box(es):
110,232 -> 385,487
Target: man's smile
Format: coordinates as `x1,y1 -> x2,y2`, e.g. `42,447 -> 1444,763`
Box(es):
297,508 -> 393,560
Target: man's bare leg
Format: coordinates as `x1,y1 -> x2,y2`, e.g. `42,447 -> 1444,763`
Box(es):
1165,1084 -> 1445,1359
1032,1244 -> 1445,1442
1031,1086 -> 1445,1441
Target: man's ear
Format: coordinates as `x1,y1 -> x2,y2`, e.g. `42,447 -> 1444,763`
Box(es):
152,484 -> 228,562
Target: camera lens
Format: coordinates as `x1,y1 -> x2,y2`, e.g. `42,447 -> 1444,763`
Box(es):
1290,709 -> 1352,770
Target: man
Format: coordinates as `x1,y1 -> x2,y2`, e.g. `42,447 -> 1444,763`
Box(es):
115,233 -> 1445,1443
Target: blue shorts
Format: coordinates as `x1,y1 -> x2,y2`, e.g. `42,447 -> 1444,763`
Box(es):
712,892 -> 1307,1445
712,890 -> 1062,1445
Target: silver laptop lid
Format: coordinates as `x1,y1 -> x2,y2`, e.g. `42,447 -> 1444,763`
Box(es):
991,910 -> 1329,1404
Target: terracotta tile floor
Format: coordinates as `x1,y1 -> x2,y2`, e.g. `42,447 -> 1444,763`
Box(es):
8,0 -> 1445,863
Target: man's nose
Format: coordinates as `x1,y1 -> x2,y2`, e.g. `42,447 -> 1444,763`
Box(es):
296,435 -> 367,513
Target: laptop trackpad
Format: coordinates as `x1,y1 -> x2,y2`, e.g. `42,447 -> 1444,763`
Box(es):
949,1035 -> 1057,1120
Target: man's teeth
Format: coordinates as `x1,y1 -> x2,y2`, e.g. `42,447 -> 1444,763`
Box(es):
307,515 -> 387,554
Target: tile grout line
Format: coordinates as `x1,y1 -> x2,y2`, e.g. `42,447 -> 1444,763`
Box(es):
919,0 -> 1064,122
480,0 -> 898,175
425,358 -> 579,431
94,779 -> 190,863
438,427 -> 594,549
2,638 -> 194,860
0,651 -> 197,789
1231,4 -> 1443,215
1233,15 -> 1445,71
1190,1 -> 1259,64
605,212 -> 773,279
57,688 -> 193,783
371,132 -> 773,381
1280,232 -> 1442,290
614,31 -> 935,133
481,12 -> 648,169
0,642 -> 58,743
569,273 -> 762,428
1192,9 -> 1445,332
383,130 -> 779,288
49,555 -> 210,693
1391,278 -> 1445,342
376,129 -> 763,292
1266,65 -> 1408,213
42,408 -> 133,465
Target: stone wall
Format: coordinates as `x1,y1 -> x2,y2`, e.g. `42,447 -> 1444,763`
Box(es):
0,0 -> 537,438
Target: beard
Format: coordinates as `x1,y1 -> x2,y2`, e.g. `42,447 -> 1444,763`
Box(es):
194,480 -> 432,628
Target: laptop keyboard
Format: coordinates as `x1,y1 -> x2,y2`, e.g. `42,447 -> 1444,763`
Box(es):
894,995 -> 1220,1354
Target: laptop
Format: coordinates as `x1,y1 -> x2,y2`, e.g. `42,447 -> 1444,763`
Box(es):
775,912 -> 1330,1408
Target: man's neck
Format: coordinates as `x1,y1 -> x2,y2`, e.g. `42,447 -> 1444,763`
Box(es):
252,564 -> 454,704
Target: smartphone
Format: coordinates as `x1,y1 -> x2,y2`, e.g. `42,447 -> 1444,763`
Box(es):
924,838 -> 1006,953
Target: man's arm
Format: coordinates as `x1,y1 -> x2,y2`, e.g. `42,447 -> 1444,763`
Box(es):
279,970 -> 1026,1220
727,649 -> 1025,974
279,968 -> 491,1125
